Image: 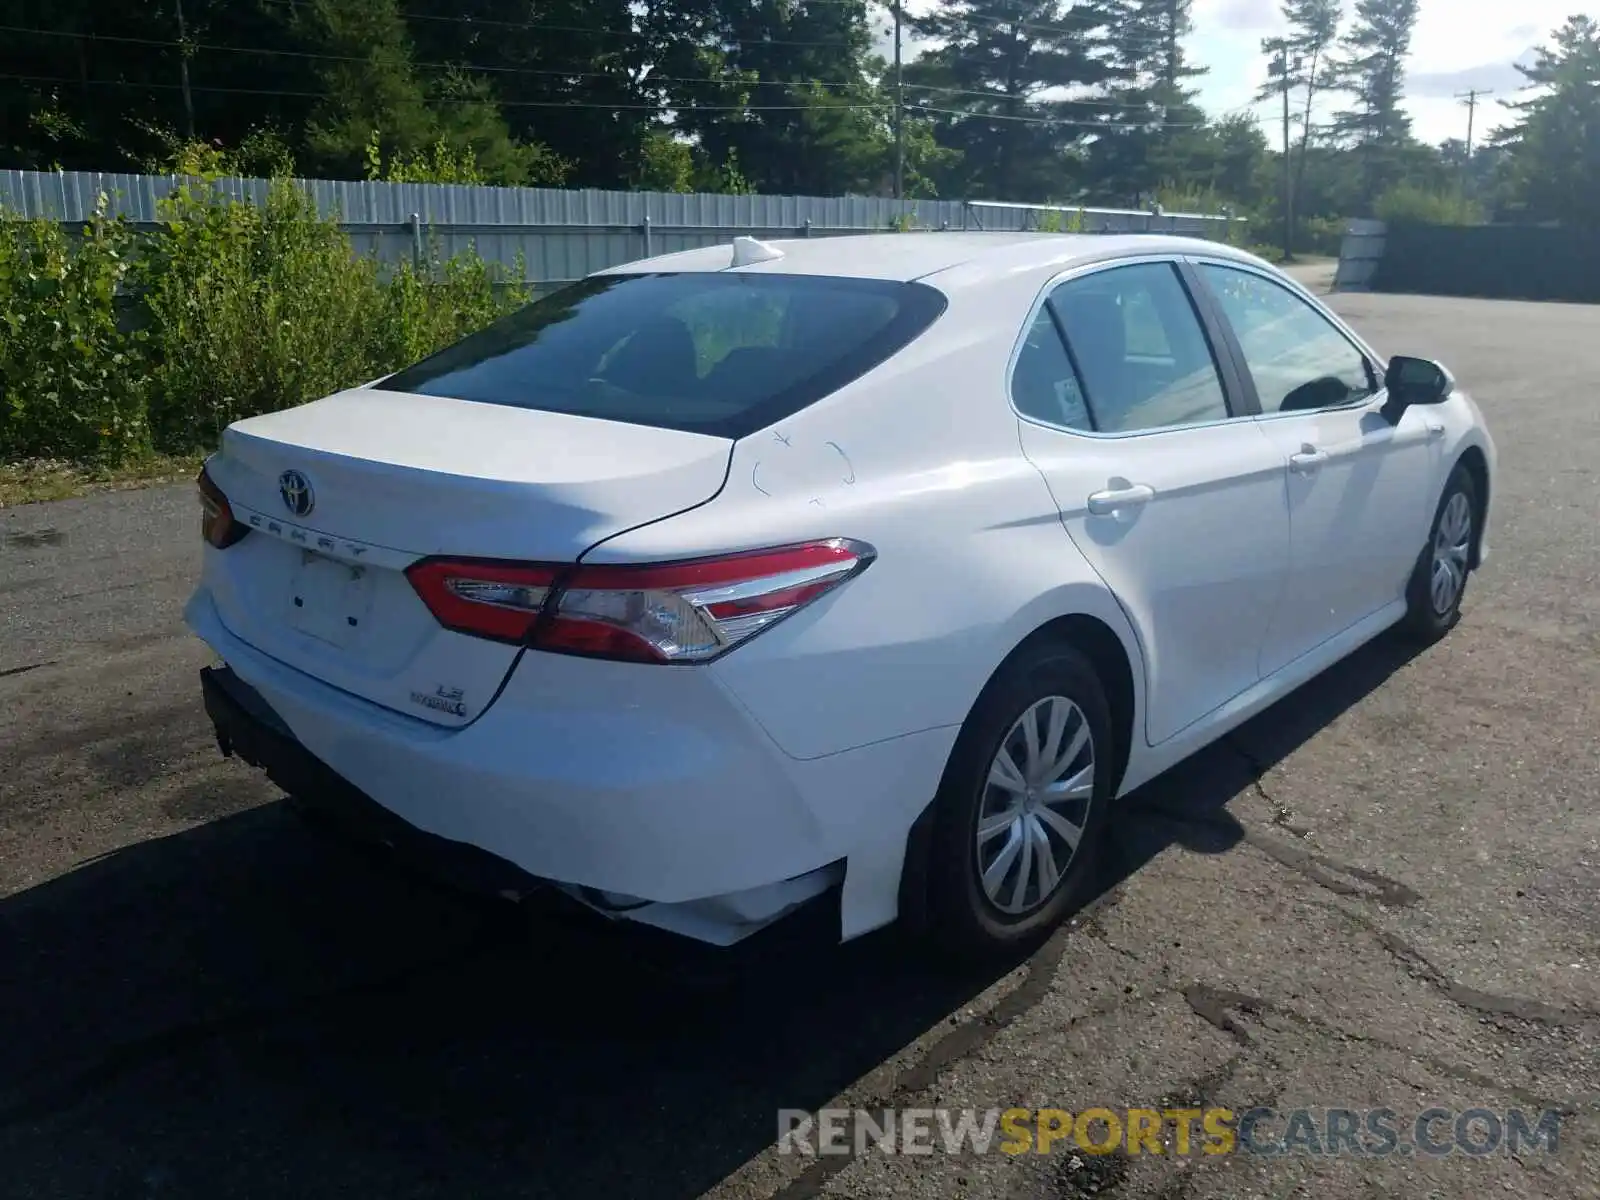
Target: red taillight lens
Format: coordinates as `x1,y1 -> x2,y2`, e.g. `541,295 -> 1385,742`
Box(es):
404,559 -> 558,643
405,539 -> 875,661
197,465 -> 248,550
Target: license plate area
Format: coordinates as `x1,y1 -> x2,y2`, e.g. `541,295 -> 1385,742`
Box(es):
286,551 -> 374,648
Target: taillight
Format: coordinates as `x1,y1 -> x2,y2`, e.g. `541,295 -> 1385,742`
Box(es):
403,559 -> 557,643
405,539 -> 876,662
197,464 -> 248,549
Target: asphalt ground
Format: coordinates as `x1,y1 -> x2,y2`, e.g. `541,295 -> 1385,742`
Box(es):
1,281 -> 1597,1200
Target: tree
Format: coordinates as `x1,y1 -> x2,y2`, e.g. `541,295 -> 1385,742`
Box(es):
296,0 -> 439,174
633,131 -> 696,193
1495,15 -> 1600,226
289,0 -> 560,185
1194,112 -> 1271,211
1085,0 -> 1210,204
408,0 -> 657,189
1257,0 -> 1341,247
0,0 -> 319,171
660,0 -> 890,196
1328,0 -> 1420,208
1282,0 -> 1341,201
905,0 -> 1115,201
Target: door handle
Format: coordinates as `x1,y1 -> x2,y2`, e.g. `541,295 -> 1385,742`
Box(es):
1424,419 -> 1445,439
1289,445 -> 1329,475
1086,484 -> 1155,516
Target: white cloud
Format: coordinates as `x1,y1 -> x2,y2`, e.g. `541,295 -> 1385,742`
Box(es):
1212,0 -> 1281,31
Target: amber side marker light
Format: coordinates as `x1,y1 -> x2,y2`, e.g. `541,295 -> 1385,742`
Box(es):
198,464 -> 250,549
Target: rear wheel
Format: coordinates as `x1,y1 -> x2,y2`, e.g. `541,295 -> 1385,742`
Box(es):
1401,465 -> 1478,644
919,643 -> 1114,960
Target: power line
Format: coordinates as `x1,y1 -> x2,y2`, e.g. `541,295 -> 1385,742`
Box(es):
0,72 -> 881,112
0,22 -> 1193,110
0,23 -> 868,94
910,103 -> 1222,131
256,0 -> 859,50
257,0 -> 1169,52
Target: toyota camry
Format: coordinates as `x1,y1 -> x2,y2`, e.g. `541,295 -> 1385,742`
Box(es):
187,232 -> 1496,956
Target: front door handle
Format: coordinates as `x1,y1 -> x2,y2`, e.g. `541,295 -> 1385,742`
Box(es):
1289,445 -> 1329,475
1086,483 -> 1155,516
1424,418 -> 1445,439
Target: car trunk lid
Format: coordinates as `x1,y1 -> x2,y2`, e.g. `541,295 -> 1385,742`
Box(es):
201,386 -> 732,727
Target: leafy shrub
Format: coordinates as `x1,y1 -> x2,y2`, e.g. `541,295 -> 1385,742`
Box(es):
1375,184 -> 1485,228
0,206 -> 148,463
376,243 -> 530,367
1298,215 -> 1347,256
132,178 -> 390,451
1,179 -> 532,466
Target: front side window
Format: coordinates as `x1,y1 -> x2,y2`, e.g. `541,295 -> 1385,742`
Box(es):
1197,263 -> 1377,415
382,272 -> 948,438
1046,263 -> 1232,434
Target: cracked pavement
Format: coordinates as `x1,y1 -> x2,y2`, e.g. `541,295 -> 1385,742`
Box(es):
2,284 -> 1598,1199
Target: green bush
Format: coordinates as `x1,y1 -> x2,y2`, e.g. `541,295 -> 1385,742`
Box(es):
376,243 -> 531,368
1374,184 -> 1485,228
2,180 -> 530,466
0,208 -> 148,463
133,178 -> 390,451
1297,216 -> 1348,257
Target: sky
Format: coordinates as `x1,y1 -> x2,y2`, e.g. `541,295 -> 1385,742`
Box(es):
1189,0 -> 1569,145
873,0 -> 1572,147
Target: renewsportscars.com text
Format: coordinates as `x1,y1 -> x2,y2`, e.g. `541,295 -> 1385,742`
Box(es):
777,1106 -> 1564,1158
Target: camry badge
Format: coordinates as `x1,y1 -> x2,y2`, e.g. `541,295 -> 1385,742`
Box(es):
279,470 -> 314,518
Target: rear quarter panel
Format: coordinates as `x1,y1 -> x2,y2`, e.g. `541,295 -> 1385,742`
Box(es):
582,282 -> 1148,762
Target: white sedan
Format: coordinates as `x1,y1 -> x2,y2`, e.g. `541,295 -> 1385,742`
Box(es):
187,232 -> 1496,956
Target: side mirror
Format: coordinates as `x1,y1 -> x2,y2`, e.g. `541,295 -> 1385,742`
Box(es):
1384,355 -> 1455,408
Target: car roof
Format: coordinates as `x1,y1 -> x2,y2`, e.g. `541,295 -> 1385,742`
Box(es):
596,231 -> 1271,288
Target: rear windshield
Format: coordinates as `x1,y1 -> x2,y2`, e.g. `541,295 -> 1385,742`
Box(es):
381,271 -> 948,438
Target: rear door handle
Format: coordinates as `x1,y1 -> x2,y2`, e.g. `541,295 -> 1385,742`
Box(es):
1289,445 -> 1329,475
1424,419 -> 1445,439
1086,484 -> 1155,516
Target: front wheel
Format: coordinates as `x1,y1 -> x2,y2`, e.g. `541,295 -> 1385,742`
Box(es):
918,642 -> 1115,960
1401,464 -> 1478,644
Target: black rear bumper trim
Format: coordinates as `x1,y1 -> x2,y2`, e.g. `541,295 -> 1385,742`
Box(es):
199,665 -> 548,901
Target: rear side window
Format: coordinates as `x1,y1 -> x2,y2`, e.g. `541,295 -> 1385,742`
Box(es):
382,272 -> 948,438
1046,263 -> 1232,434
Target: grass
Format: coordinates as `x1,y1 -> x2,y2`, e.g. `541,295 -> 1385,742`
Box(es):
0,451 -> 206,508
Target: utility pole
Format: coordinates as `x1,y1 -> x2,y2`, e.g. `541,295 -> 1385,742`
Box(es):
1266,39 -> 1295,262
892,0 -> 905,201
1453,88 -> 1494,196
1455,88 -> 1494,160
175,0 -> 196,140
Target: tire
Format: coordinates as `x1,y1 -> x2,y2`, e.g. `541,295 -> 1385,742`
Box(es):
918,641 -> 1115,961
1401,464 -> 1478,644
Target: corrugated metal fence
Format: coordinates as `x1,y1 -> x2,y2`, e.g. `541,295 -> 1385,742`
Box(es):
2,170 -> 1243,290
1374,222 -> 1600,304
1334,219 -> 1386,292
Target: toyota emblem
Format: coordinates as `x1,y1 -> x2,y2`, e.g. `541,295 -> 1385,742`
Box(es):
278,470 -> 315,518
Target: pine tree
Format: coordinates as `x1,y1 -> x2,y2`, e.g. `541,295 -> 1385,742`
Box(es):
1329,0 -> 1419,207
1287,0 -> 1341,213
298,0 -> 440,174
408,0 -> 655,189
1087,0 -> 1209,204
903,0 -> 1116,201
663,0 -> 886,196
1496,16 -> 1600,226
